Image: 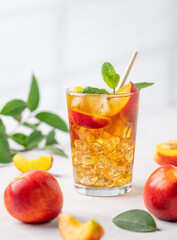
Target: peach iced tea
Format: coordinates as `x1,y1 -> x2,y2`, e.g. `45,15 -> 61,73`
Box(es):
67,82 -> 139,196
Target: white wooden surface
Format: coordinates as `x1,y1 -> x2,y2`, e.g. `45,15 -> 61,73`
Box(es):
0,106 -> 177,240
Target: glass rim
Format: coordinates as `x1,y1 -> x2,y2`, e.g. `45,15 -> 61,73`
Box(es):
66,87 -> 139,97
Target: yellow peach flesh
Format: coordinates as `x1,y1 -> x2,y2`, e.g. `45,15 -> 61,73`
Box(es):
156,140 -> 177,157
58,213 -> 104,240
13,154 -> 53,172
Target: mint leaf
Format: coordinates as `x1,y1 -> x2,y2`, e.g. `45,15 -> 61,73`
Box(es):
0,119 -> 10,154
113,209 -> 157,232
35,112 -> 68,132
23,122 -> 40,130
0,150 -> 12,163
0,119 -> 11,163
46,130 -> 58,146
1,99 -> 26,116
45,145 -> 67,157
10,133 -> 28,147
13,114 -> 22,122
26,130 -> 43,148
134,82 -> 154,90
101,62 -> 120,93
80,87 -> 108,94
27,74 -> 40,112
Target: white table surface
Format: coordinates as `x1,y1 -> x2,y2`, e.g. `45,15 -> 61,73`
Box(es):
0,106 -> 177,240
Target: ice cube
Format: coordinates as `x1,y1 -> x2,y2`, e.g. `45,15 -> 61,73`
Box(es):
80,174 -> 98,186
71,96 -> 85,110
95,177 -> 114,187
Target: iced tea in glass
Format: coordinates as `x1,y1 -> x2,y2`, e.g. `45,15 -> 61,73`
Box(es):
67,82 -> 139,196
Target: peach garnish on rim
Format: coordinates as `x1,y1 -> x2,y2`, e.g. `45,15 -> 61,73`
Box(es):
73,87 -> 84,93
107,81 -> 138,118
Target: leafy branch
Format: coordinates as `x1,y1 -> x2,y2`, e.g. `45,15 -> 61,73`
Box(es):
0,74 -> 68,163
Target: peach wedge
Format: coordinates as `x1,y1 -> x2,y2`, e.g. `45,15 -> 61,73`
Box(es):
58,213 -> 104,240
116,81 -> 139,122
154,140 -> 177,166
13,154 -> 53,172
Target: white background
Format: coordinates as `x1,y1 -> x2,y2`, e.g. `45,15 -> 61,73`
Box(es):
0,0 -> 177,112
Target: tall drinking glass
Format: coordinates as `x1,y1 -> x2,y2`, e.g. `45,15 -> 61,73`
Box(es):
66,87 -> 139,196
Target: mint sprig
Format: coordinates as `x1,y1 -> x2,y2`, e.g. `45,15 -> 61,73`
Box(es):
77,63 -> 154,95
101,62 -> 120,93
134,82 -> 154,90
0,75 -> 68,163
80,86 -> 109,94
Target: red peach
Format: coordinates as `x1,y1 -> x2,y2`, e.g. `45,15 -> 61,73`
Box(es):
143,165 -> 177,221
4,169 -> 63,223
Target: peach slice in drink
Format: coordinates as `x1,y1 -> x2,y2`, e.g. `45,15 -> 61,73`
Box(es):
108,82 -> 139,122
68,109 -> 110,129
13,154 -> 53,172
68,82 -> 138,129
105,82 -> 138,138
117,81 -> 139,122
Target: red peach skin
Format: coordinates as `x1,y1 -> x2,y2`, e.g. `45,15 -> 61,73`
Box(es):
4,170 -> 63,223
143,165 -> 177,221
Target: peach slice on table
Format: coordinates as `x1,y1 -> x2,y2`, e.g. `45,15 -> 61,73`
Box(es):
13,154 -> 53,172
154,140 -> 177,166
68,109 -> 110,129
58,213 -> 104,240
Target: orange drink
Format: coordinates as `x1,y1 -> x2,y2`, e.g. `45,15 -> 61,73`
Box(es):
67,82 -> 139,196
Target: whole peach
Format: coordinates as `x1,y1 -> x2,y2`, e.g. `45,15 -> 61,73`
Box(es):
4,169 -> 63,223
143,165 -> 177,221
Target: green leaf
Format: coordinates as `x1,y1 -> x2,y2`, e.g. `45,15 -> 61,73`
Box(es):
26,130 -> 43,148
134,82 -> 154,91
80,87 -> 109,94
23,122 -> 40,130
46,130 -> 58,146
1,99 -> 26,116
101,62 -> 120,93
35,112 -> 68,132
45,145 -> 68,157
0,150 -> 12,163
27,74 -> 40,112
113,209 -> 157,232
0,119 -> 10,154
13,114 -> 22,122
10,133 -> 27,147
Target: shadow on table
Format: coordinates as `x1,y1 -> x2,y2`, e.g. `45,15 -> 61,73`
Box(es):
51,173 -> 68,178
127,184 -> 144,197
22,218 -> 58,229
